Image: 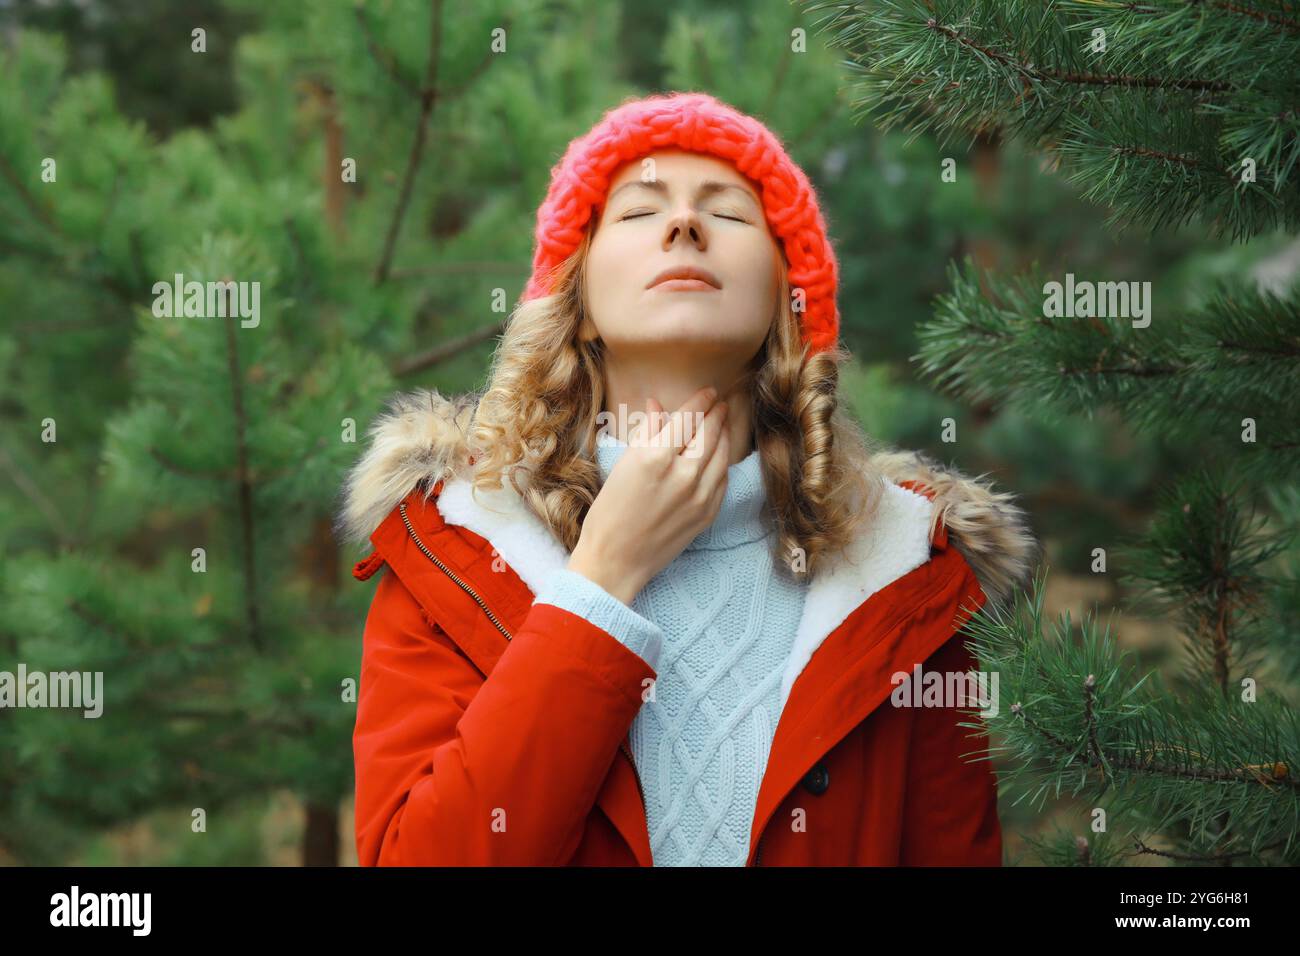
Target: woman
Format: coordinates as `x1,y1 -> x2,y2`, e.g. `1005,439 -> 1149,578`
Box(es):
336,91 -> 1039,867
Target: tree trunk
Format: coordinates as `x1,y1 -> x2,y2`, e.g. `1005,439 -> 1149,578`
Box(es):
302,800 -> 340,866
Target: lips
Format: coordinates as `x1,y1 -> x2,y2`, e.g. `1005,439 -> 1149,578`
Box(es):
647,265 -> 722,289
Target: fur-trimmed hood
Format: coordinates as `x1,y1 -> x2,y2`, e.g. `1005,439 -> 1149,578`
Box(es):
334,388 -> 1040,612
336,388 -> 1040,711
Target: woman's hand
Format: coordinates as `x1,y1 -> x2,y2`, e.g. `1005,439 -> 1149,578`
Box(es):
567,386 -> 731,604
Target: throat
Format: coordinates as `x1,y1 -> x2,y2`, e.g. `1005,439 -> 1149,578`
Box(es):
594,435 -> 770,551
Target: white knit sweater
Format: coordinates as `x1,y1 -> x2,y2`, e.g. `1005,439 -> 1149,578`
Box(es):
532,436 -> 807,865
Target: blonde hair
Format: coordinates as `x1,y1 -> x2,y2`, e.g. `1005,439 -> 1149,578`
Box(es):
448,220 -> 887,583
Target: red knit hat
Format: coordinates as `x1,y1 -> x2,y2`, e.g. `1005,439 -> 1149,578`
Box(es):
521,91 -> 840,355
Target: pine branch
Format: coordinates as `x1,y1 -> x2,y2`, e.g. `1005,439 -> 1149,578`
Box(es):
923,17 -> 1233,92
1011,694 -> 1297,790
353,5 -> 421,99
0,150 -> 64,235
221,283 -> 263,655
804,0 -> 1300,236
1132,834 -> 1291,862
916,258 -> 1300,474
148,436 -> 332,485
0,208 -> 137,306
392,317 -> 506,376
147,446 -> 224,481
0,444 -> 72,544
386,261 -> 526,279
372,0 -> 445,287
66,598 -> 156,654
964,571 -> 1300,862
439,17 -> 512,101
760,8 -> 802,118
1116,469 -> 1293,692
1168,0 -> 1300,34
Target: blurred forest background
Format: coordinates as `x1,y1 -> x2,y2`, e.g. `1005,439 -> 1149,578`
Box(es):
0,0 -> 1296,865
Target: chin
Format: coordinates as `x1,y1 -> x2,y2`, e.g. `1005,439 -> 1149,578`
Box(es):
623,325 -> 749,353
601,303 -> 766,354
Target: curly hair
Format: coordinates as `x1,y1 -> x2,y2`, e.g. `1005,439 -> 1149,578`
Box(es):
441,218 -> 888,583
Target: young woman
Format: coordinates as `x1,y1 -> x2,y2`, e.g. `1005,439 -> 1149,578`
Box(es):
336,92 -> 1039,867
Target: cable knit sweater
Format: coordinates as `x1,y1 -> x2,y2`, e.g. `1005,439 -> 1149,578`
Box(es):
531,434 -> 808,866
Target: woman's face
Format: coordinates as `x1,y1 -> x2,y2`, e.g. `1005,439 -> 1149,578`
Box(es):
582,149 -> 781,366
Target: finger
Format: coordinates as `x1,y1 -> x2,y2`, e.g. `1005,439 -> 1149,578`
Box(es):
629,395 -> 654,446
653,385 -> 718,453
683,397 -> 727,468
648,397 -> 664,443
698,421 -> 731,500
637,396 -> 665,447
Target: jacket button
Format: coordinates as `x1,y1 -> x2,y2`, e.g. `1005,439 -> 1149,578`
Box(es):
801,762 -> 830,796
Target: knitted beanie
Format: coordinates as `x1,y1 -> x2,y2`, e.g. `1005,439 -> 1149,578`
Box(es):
521,91 -> 840,355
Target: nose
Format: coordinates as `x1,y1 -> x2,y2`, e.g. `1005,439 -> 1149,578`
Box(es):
662,203 -> 708,252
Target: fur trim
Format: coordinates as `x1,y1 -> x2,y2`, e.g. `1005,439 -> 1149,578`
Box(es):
335,387 -> 1040,623
333,389 -> 476,550
374,435 -> 938,714
870,448 -> 1040,611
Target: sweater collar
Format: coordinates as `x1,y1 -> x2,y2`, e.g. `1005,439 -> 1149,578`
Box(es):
594,433 -> 769,551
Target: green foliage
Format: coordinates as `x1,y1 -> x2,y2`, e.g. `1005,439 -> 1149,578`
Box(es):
964,573 -> 1300,864
811,0 -> 1300,864
4,0 -> 1288,865
918,256 -> 1300,481
806,0 -> 1300,239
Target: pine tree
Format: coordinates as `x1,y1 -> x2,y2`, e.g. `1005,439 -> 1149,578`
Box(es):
807,0 -> 1300,863
7,0 -> 1290,866
3,0 -> 992,863
0,0 -> 645,864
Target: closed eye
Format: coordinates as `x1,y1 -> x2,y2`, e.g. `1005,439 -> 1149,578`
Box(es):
619,210 -> 749,223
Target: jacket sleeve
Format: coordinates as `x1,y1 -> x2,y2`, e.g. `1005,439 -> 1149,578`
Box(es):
353,565 -> 658,866
531,568 -> 665,671
898,627 -> 1003,866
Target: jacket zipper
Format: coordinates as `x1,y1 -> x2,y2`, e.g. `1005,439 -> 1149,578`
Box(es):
400,500 -> 652,854
618,740 -> 651,867
399,500 -> 513,642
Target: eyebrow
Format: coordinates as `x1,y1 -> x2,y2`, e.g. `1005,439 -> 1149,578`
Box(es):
606,178 -> 761,208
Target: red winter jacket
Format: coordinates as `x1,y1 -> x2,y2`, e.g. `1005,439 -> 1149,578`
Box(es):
337,391 -> 1038,866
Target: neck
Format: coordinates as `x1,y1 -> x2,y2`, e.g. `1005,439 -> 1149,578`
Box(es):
595,437 -> 769,551
600,353 -> 755,466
